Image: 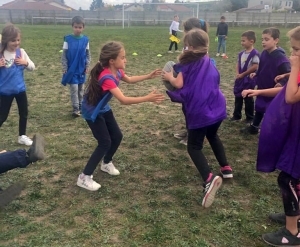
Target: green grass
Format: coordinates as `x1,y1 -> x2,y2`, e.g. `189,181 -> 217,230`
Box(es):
0,25 -> 292,247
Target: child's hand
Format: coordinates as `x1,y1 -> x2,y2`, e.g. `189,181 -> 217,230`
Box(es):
236,73 -> 244,79
147,89 -> 165,103
242,89 -> 256,98
162,69 -> 173,81
15,57 -> 28,66
249,73 -> 256,79
148,69 -> 161,79
0,150 -> 7,154
290,55 -> 300,68
274,74 -> 285,83
63,70 -> 67,74
85,68 -> 89,74
0,57 -> 5,67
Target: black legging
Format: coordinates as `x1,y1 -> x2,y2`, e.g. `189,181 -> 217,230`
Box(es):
187,121 -> 228,182
168,30 -> 178,51
83,110 -> 123,175
0,91 -> 28,136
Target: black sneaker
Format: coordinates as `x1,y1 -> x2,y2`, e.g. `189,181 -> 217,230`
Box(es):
269,213 -> 300,228
240,124 -> 259,134
0,183 -> 25,208
262,227 -> 300,246
220,166 -> 233,179
229,117 -> 241,122
202,175 -> 222,208
27,134 -> 45,163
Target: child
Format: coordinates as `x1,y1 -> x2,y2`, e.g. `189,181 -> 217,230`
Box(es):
0,24 -> 35,146
162,29 -> 232,208
61,16 -> 91,117
216,16 -> 228,58
168,15 -> 182,54
0,134 -> 45,207
163,18 -> 211,145
230,31 -> 259,123
77,41 -> 164,191
252,26 -> 300,246
241,27 -> 290,135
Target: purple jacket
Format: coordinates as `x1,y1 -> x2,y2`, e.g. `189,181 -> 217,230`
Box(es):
255,48 -> 290,113
257,85 -> 300,179
167,56 -> 226,129
233,49 -> 259,97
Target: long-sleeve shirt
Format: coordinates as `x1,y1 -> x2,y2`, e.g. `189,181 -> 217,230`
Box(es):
216,22 -> 228,36
169,21 -> 181,34
3,48 -> 35,70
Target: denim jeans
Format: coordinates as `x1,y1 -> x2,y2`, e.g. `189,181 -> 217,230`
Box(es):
0,149 -> 29,174
70,83 -> 84,112
187,121 -> 228,182
217,35 -> 226,54
83,110 -> 123,175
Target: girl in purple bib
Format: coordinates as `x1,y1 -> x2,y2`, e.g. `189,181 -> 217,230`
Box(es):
162,29 -> 231,208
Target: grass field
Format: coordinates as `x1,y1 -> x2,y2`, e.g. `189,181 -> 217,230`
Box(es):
0,24 -> 294,247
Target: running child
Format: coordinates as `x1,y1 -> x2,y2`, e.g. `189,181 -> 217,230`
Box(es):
230,30 -> 259,123
77,41 -> 164,191
61,16 -> 91,117
162,29 -> 232,208
0,24 -> 35,146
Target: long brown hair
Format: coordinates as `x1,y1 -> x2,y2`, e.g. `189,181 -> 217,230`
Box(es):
85,41 -> 123,106
178,29 -> 209,65
0,24 -> 21,55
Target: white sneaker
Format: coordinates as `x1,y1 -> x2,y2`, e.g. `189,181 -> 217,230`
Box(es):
18,135 -> 33,146
221,53 -> 226,57
216,53 -> 220,56
77,174 -> 101,191
167,51 -> 173,54
175,50 -> 181,53
101,161 -> 120,175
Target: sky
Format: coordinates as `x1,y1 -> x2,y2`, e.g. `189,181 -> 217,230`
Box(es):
0,0 -> 215,11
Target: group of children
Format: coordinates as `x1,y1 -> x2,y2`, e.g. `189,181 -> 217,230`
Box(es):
1,15 -> 300,246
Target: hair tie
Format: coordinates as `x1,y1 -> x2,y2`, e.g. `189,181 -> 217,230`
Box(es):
199,19 -> 205,28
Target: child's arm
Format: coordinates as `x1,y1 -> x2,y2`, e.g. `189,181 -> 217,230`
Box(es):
285,56 -> 300,104
276,62 -> 291,86
242,87 -> 282,98
85,42 -> 91,73
162,69 -> 183,89
236,64 -> 258,79
0,150 -> 6,154
61,39 -> 68,73
121,69 -> 161,84
110,87 -> 164,105
15,49 -> 35,70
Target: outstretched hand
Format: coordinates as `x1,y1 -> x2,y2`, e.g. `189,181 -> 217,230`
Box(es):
147,89 -> 165,103
242,89 -> 256,98
148,69 -> 162,79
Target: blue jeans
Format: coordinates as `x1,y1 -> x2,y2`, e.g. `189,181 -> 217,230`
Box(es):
217,35 -> 226,54
0,149 -> 29,174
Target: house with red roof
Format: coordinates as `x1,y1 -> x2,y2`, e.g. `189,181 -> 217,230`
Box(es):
0,0 -> 75,11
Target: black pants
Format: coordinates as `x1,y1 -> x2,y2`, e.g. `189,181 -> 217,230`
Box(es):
168,30 -> 178,51
187,121 -> 228,182
233,96 -> 254,121
252,111 -> 264,127
83,110 -> 123,176
278,171 -> 300,217
0,91 -> 28,136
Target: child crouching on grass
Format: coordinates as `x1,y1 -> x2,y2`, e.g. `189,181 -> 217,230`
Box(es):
162,29 -> 232,208
77,41 -> 164,191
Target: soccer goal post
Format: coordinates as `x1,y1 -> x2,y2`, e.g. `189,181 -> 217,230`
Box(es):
122,2 -> 200,29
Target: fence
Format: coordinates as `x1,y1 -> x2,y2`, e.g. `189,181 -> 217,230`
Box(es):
1,9 -> 300,27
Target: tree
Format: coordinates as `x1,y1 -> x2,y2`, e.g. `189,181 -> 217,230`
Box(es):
230,0 -> 247,11
90,0 -> 104,10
